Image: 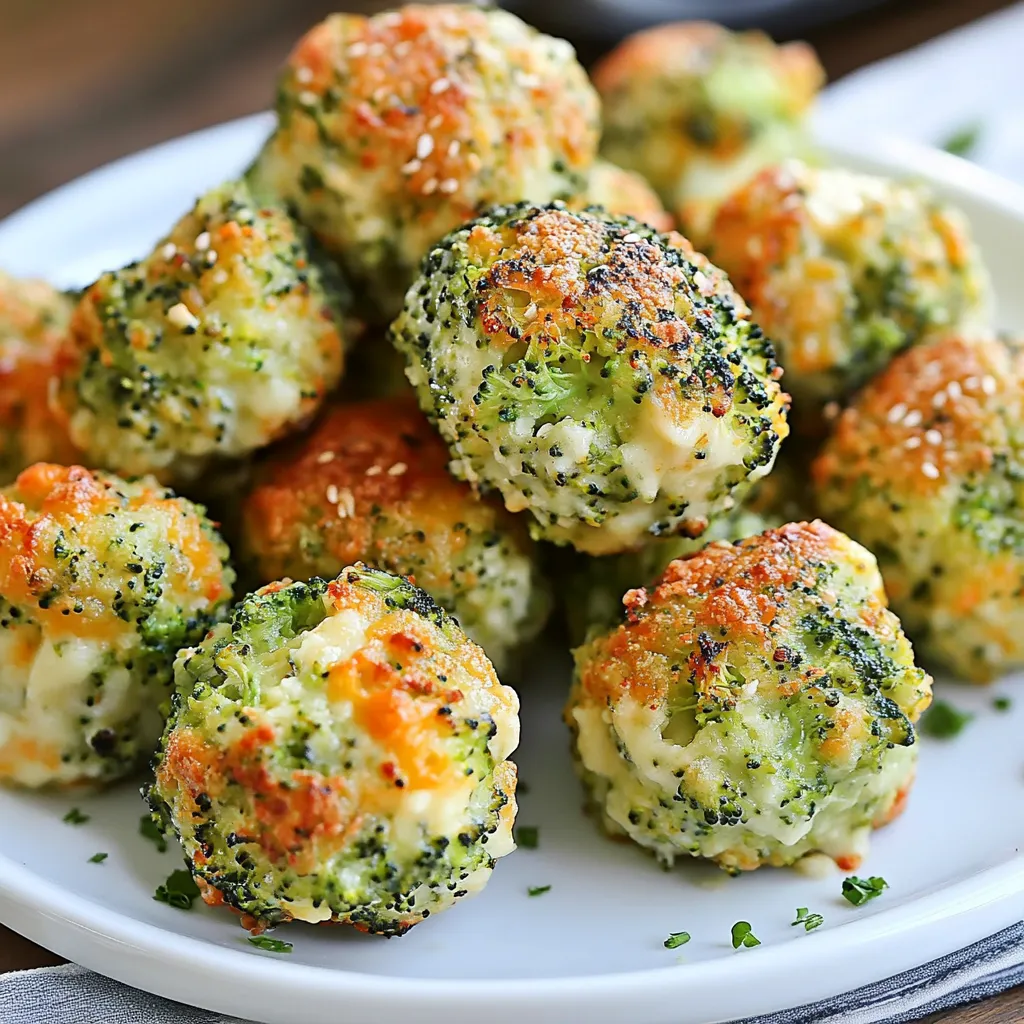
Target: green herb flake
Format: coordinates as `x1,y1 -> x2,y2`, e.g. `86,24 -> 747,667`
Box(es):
527,885 -> 551,897
993,696 -> 1012,712
921,700 -> 974,739
664,931 -> 691,949
88,852 -> 108,864
63,808 -> 89,825
942,123 -> 981,158
139,814 -> 169,853
842,875 -> 889,907
248,935 -> 293,953
792,907 -> 824,932
731,921 -> 760,949
153,868 -> 201,910
515,825 -> 539,849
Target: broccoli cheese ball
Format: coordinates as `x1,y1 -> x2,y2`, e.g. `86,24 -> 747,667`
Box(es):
565,507 -> 775,646
567,521 -> 932,872
240,397 -> 550,672
815,335 -> 1024,683
250,4 -> 600,319
593,22 -> 823,238
0,272 -> 80,483
0,463 -> 234,787
709,161 -> 990,421
149,569 -> 519,935
572,160 -> 672,232
392,203 -> 789,554
56,180 -> 346,483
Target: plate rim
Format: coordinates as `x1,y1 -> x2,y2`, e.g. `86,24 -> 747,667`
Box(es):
3,115 -> 1024,1024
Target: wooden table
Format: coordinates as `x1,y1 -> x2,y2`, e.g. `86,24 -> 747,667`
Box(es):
0,1 -> 1020,1021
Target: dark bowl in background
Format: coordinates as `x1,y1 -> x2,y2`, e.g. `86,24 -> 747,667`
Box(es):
503,0 -> 889,48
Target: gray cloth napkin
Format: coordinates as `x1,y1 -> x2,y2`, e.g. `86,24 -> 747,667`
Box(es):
2,923 -> 1024,1024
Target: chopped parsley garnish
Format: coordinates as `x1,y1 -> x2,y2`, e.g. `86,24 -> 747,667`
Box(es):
139,814 -> 169,853
842,875 -> 888,907
527,885 -> 551,897
88,852 -> 108,864
993,696 -> 1012,712
664,931 -> 691,949
247,935 -> 293,953
515,825 -> 539,849
731,921 -> 760,949
942,123 -> 981,158
63,808 -> 89,825
921,700 -> 973,739
792,907 -> 824,932
153,868 -> 201,910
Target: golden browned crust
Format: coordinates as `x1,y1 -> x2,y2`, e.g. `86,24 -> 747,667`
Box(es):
241,397 -> 522,592
813,335 -> 1018,497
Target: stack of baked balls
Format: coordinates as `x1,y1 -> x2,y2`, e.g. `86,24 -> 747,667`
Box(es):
0,2 -> 1009,939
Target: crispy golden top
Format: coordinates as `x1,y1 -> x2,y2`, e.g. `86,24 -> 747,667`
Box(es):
285,5 -> 596,209
243,397 -> 515,586
0,463 -> 230,640
814,335 -> 1021,496
465,207 -> 741,355
578,521 -> 886,706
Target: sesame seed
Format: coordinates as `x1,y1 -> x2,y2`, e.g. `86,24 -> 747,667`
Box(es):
448,139 -> 461,157
394,40 -> 412,57
295,66 -> 313,84
947,380 -> 963,400
401,158 -> 422,175
982,375 -> 997,395
326,484 -> 339,504
422,178 -> 438,195
523,302 -> 538,322
887,403 -> 907,424
166,303 -> 198,331
416,134 -> 435,159
348,42 -> 368,58
337,488 -> 356,518
388,462 -> 408,476
921,462 -> 940,479
933,390 -> 948,408
622,232 -> 642,243
430,77 -> 451,94
212,269 -> 228,285
206,250 -> 218,265
316,451 -> 336,464
160,243 -> 177,260
692,270 -> 709,291
194,231 -> 211,250
904,436 -> 922,449
368,42 -> 387,57
429,114 -> 443,129
924,428 -> 942,445
365,465 -> 382,476
298,90 -> 319,107
964,376 -> 979,389
439,178 -> 459,194
903,409 -> 923,428
516,71 -> 541,88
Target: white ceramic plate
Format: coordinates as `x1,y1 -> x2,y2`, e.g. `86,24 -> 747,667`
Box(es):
2,116 -> 1024,1024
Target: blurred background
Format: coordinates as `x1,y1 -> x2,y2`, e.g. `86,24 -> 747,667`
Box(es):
0,0 -> 1015,218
